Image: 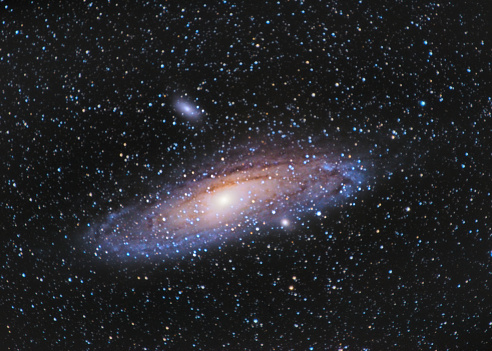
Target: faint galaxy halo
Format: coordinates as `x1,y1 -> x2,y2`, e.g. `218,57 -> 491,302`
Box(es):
81,133 -> 388,264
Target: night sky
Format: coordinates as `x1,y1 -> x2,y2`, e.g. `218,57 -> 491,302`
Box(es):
2,1 -> 491,350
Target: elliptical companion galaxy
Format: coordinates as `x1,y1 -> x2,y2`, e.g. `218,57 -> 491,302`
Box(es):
83,136 -> 380,263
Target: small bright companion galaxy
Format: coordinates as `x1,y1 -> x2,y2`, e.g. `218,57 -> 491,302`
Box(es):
2,1 -> 491,350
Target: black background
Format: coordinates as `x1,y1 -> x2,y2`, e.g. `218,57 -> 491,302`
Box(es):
1,1 -> 491,350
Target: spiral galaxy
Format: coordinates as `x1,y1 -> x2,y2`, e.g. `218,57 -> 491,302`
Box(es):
83,136 -> 379,262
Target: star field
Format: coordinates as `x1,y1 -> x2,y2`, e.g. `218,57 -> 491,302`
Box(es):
1,1 -> 491,350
